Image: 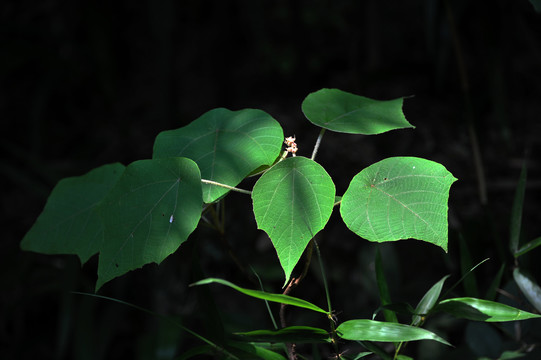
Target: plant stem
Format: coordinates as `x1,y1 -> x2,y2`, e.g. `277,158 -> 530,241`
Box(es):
311,128 -> 326,161
200,179 -> 252,195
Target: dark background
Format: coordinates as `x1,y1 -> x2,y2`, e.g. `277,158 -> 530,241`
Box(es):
2,0 -> 541,359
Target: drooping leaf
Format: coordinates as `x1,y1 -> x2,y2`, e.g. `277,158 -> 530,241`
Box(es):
153,108 -> 284,203
234,326 -> 331,343
513,268 -> 541,313
412,275 -> 450,326
435,297 -> 541,322
340,157 -> 457,251
191,278 -> 328,314
336,319 -> 451,346
251,156 -> 336,285
95,158 -> 202,290
21,163 -> 125,264
301,88 -> 414,135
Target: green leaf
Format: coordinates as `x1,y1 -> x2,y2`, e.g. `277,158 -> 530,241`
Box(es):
336,319 -> 451,346
95,158 -> 202,290
191,278 -> 329,314
412,275 -> 450,326
301,88 -> 414,135
513,268 -> 541,313
227,342 -> 286,360
375,249 -> 398,324
436,297 -> 541,322
153,108 -> 284,203
251,156 -> 336,285
234,326 -> 331,343
514,236 -> 541,258
21,163 -> 125,263
510,163 -> 527,254
340,157 -> 457,251
530,0 -> 541,13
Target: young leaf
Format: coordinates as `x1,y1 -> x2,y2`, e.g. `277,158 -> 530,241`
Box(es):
513,267 -> 541,313
301,88 -> 414,135
412,275 -> 450,326
191,278 -> 328,314
234,326 -> 331,343
510,163 -> 527,254
251,156 -> 336,285
95,158 -> 202,290
153,108 -> 284,203
336,319 -> 451,346
435,297 -> 541,322
21,163 -> 125,264
340,157 -> 457,251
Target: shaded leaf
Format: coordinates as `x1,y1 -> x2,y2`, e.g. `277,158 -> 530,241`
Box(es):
436,297 -> 541,322
228,342 -> 286,360
302,88 -> 414,135
96,158 -> 202,290
340,157 -> 457,251
412,275 -> 449,326
21,163 -> 125,264
235,326 -> 331,344
191,278 -> 328,314
252,156 -> 335,285
515,236 -> 541,258
336,319 -> 451,346
153,108 -> 283,203
510,163 -> 527,254
375,249 -> 398,324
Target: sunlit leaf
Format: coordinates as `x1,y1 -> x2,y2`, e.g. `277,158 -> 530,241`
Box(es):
95,158 -> 202,290
191,278 -> 328,314
336,319 -> 451,346
21,163 -> 125,264
153,108 -> 283,203
340,157 -> 457,251
252,157 -> 336,285
301,88 -> 414,135
436,297 -> 541,322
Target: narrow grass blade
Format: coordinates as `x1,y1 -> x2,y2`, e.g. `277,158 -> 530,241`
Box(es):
191,278 -> 329,314
514,236 -> 541,258
375,249 -> 398,324
510,163 -> 527,254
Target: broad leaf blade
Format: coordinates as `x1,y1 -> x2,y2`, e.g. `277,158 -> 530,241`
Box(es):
191,278 -> 328,314
301,88 -> 414,135
21,163 -> 125,264
96,158 -> 202,290
235,326 -> 331,343
153,108 -> 284,203
251,157 -> 336,285
436,297 -> 541,322
513,268 -> 541,313
340,157 -> 457,251
336,319 -> 451,346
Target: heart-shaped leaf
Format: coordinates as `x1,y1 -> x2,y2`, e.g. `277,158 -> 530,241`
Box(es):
302,88 -> 414,135
252,157 -> 335,285
340,157 -> 457,251
96,157 -> 202,290
21,163 -> 125,263
153,108 -> 283,203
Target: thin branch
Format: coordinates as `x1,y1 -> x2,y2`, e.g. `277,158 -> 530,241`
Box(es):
200,179 -> 252,195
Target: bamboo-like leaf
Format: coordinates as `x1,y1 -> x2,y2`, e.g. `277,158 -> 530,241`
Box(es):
514,237 -> 541,258
191,278 -> 329,314
513,268 -> 541,313
375,249 -> 398,324
436,297 -> 541,322
234,326 -> 331,343
510,163 -> 527,254
412,275 -> 449,326
336,319 -> 451,346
